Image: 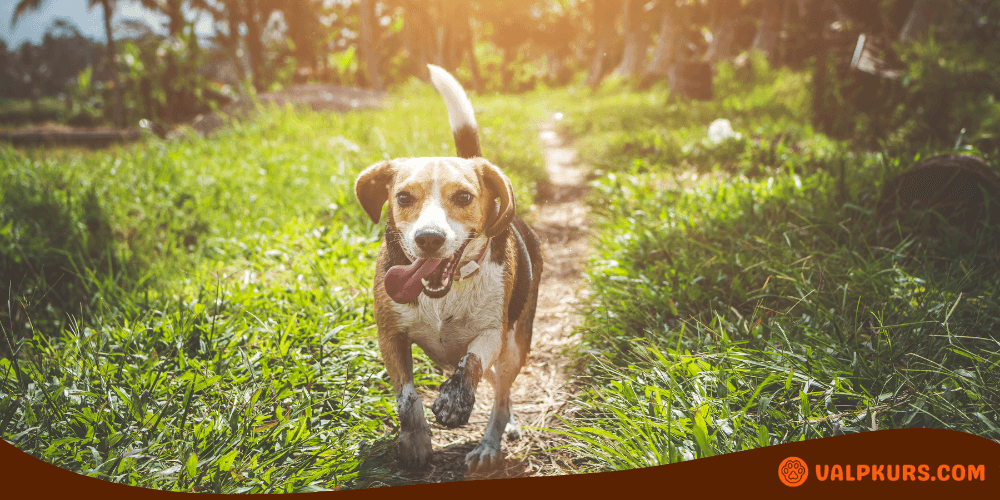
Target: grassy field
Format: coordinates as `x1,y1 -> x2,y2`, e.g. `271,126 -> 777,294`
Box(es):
0,82 -> 545,491
0,97 -> 66,125
3,55 -> 1000,489
552,58 -> 1000,470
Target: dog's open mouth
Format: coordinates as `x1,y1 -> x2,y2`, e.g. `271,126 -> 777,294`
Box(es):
384,238 -> 472,303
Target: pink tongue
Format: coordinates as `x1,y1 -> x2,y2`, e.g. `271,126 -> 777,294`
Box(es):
385,258 -> 444,303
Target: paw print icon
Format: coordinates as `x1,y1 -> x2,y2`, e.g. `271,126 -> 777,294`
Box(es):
779,457 -> 808,487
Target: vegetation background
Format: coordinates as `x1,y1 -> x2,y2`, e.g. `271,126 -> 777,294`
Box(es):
3,0 -> 1000,491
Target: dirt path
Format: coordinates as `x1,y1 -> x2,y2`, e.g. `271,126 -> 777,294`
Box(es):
402,115 -> 593,482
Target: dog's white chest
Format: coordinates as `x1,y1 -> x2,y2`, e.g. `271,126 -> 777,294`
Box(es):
394,261 -> 505,368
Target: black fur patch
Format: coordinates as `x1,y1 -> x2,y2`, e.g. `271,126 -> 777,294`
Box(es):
515,217 -> 543,276
453,124 -> 482,159
489,224 -> 508,266
510,217 -> 542,366
506,217 -> 540,325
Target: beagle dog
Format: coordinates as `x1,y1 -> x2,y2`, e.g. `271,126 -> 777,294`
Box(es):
354,65 -> 542,471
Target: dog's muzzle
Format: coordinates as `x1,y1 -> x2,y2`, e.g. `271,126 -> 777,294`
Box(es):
384,237 -> 489,303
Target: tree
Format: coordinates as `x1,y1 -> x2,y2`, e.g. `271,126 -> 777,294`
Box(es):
136,0 -> 190,121
898,0 -> 943,43
12,43 -> 48,110
277,0 -> 327,81
752,0 -> 783,64
477,0 -> 548,90
200,0 -> 249,88
613,0 -> 649,78
0,41 -> 10,98
585,0 -> 624,88
704,0 -> 743,62
12,0 -> 124,127
358,0 -> 384,90
198,0 -> 282,91
643,0 -> 683,86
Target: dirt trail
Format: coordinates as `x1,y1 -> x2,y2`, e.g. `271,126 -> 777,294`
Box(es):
403,115 -> 593,482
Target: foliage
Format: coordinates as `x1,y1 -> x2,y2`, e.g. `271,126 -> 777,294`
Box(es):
116,26 -> 235,126
1,157 -> 126,354
557,53 -> 830,177
554,63 -> 1000,471
812,1 -> 1000,151
63,66 -> 103,126
0,84 -> 546,490
891,34 -> 1000,150
1,17 -> 109,103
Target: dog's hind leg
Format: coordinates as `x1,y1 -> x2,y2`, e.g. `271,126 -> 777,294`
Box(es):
466,329 -> 522,470
380,334 -> 432,469
484,364 -> 521,441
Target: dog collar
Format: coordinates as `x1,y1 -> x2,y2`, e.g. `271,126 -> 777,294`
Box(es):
454,239 -> 491,281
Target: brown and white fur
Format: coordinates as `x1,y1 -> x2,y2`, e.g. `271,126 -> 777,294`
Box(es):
354,65 -> 542,471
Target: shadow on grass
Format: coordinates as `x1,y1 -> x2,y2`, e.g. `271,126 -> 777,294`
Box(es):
354,438 -> 532,488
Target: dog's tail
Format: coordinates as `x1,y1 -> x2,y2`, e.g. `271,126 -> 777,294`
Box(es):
427,64 -> 481,159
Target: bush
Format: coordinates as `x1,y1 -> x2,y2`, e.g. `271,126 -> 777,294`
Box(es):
0,165 -> 126,351
813,7 -> 1000,152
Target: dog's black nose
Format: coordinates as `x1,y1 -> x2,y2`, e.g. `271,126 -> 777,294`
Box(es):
414,229 -> 446,253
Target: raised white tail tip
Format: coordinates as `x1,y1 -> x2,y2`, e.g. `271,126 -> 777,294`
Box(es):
427,64 -> 478,132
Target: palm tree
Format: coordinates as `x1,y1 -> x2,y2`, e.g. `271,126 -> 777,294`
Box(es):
11,0 -> 124,127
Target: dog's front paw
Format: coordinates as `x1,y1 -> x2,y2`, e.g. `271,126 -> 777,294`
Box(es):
432,370 -> 476,427
432,354 -> 482,427
397,428 -> 432,470
465,440 -> 502,471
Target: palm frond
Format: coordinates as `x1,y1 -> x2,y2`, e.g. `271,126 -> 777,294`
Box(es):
11,0 -> 46,28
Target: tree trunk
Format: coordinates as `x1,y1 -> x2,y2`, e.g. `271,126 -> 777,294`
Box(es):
705,0 -> 740,62
642,0 -> 681,87
898,0 -> 941,43
225,2 -> 249,87
280,0 -> 321,79
458,2 -> 481,91
501,46 -> 514,91
358,0 -> 384,90
403,2 -> 431,80
163,0 -> 184,122
887,0 -> 917,39
585,0 -> 623,89
465,24 -> 481,91
753,0 -> 783,65
778,0 -> 791,65
100,0 -> 123,127
613,0 -> 646,78
831,0 -> 885,33
245,0 -> 265,90
443,2 -> 459,73
808,0 -> 833,135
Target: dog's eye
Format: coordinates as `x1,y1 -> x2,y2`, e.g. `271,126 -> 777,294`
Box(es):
396,192 -> 415,206
452,191 -> 473,206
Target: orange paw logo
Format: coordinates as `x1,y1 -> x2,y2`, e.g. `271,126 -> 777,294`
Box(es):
779,457 -> 808,487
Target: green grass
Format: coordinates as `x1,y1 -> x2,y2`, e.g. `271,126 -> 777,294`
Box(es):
0,97 -> 66,124
1,80 -> 546,491
5,54 -> 1000,486
553,57 -> 1000,472
555,54 -> 837,177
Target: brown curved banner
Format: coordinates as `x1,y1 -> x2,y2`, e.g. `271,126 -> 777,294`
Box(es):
3,428 -> 998,496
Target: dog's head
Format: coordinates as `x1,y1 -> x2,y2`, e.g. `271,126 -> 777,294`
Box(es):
355,157 -> 515,300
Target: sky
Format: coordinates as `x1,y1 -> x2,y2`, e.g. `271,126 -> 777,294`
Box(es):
0,1 -> 215,48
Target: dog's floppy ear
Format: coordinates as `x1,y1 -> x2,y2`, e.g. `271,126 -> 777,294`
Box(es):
477,159 -> 516,238
355,160 -> 395,224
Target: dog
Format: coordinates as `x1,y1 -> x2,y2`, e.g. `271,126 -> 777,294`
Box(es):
354,64 -> 543,471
